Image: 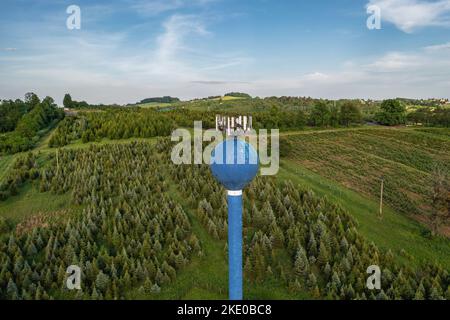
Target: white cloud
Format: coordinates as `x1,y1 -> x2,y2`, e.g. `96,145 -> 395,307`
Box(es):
367,0 -> 450,32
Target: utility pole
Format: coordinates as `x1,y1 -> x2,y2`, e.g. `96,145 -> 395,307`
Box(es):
379,177 -> 384,220
56,149 -> 60,174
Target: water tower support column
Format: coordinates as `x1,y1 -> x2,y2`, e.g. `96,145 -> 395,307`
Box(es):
227,189 -> 243,300
210,132 -> 259,300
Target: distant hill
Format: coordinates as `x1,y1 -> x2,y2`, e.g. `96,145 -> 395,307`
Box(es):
139,96 -> 180,104
224,92 -> 252,99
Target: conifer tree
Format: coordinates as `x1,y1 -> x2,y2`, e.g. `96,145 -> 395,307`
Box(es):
317,242 -> 329,267
7,279 -> 19,300
294,248 -> 309,278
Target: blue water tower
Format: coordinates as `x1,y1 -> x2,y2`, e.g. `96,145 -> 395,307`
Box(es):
210,135 -> 259,300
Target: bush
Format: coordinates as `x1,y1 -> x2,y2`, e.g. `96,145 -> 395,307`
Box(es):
375,99 -> 406,126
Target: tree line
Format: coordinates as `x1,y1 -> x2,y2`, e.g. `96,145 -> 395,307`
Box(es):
49,109 -> 176,147
0,94 -> 64,155
407,108 -> 450,127
49,95 -> 450,151
63,94 -> 121,110
48,101 -> 366,148
138,96 -> 180,104
59,93 -> 449,128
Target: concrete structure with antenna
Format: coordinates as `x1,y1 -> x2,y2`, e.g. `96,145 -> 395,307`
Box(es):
215,115 -> 253,137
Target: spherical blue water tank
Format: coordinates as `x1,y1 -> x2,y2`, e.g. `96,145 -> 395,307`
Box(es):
210,138 -> 259,191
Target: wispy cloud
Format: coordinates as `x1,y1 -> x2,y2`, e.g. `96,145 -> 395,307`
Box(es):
367,0 -> 450,33
0,10 -> 251,104
424,42 -> 450,51
191,80 -> 250,85
2,0 -> 449,103
153,14 -> 209,76
365,52 -> 424,71
129,0 -> 216,15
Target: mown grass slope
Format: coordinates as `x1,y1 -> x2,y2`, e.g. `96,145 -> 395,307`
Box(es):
283,127 -> 450,234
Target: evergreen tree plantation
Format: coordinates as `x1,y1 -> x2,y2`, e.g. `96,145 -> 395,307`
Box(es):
1,142 -> 200,299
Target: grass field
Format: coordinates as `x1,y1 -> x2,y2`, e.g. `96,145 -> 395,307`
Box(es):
135,96 -> 245,110
211,96 -> 247,101
283,127 -> 450,235
0,183 -> 72,224
137,102 -> 174,109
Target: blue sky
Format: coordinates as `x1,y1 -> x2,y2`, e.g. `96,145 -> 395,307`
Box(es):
1,0 -> 450,104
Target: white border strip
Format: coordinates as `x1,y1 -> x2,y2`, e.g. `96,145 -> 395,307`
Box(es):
228,190 -> 243,196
